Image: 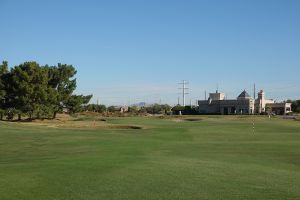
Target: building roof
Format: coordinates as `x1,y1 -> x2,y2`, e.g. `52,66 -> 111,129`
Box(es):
238,90 -> 251,99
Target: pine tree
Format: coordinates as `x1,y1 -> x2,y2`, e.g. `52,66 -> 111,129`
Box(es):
0,61 -> 8,120
1,61 -> 92,120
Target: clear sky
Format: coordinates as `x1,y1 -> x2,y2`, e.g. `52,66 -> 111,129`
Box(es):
1,0 -> 299,105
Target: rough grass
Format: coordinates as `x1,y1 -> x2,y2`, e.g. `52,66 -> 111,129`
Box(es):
15,114 -> 142,130
0,115 -> 300,200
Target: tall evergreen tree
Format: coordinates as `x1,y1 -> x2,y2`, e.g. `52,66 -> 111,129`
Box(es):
48,63 -> 77,118
0,61 -> 8,120
66,94 -> 92,114
7,62 -> 50,119
0,61 -> 92,120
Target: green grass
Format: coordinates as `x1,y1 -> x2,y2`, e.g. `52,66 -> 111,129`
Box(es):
0,116 -> 300,200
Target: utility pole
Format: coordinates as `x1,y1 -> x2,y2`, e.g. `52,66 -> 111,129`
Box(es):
178,80 -> 189,106
205,90 -> 207,100
253,83 -> 256,100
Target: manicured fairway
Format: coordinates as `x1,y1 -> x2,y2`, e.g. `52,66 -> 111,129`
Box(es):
0,116 -> 300,200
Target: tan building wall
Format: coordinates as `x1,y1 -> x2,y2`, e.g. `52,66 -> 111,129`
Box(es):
266,103 -> 292,115
209,92 -> 225,101
254,90 -> 291,114
198,89 -> 290,115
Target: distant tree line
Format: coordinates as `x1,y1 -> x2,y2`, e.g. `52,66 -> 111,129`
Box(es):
288,100 -> 300,113
0,61 -> 92,120
83,103 -> 172,114
84,104 -> 107,113
171,105 -> 198,115
138,104 -> 172,114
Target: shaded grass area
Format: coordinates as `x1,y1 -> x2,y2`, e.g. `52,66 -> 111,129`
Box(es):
0,116 -> 300,200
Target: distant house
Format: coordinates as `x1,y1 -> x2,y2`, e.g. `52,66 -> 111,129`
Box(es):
110,106 -> 129,113
197,90 -> 291,115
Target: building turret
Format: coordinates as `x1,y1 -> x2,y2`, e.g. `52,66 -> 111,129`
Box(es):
237,90 -> 252,100
258,90 -> 265,101
209,91 -> 225,101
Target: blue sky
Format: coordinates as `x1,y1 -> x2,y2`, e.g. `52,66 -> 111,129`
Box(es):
1,0 -> 299,105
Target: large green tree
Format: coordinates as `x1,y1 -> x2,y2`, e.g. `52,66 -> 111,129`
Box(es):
291,100 -> 300,113
66,94 -> 92,114
47,63 -> 78,118
0,61 -> 92,120
84,104 -> 106,113
0,61 -> 8,120
7,62 -> 51,120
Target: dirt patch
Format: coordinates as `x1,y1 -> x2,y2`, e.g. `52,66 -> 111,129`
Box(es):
171,118 -> 203,122
12,114 -> 144,130
53,124 -> 142,130
21,119 -> 143,130
282,116 -> 296,119
79,112 -> 101,117
55,113 -> 74,120
294,116 -> 300,121
172,118 -> 184,122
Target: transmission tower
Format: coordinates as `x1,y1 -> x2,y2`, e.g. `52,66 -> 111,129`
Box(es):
253,83 -> 256,100
178,80 -> 189,106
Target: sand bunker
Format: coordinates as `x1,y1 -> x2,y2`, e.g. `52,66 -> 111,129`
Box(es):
20,117 -> 143,130
172,118 -> 203,122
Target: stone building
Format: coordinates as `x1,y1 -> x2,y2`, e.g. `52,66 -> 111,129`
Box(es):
255,90 -> 292,115
198,90 -> 254,114
197,90 -> 291,115
110,106 -> 129,113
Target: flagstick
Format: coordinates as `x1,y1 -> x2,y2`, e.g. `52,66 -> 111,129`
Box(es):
252,117 -> 255,134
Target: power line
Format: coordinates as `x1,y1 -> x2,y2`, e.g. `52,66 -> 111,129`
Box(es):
253,83 -> 256,100
178,80 -> 189,106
